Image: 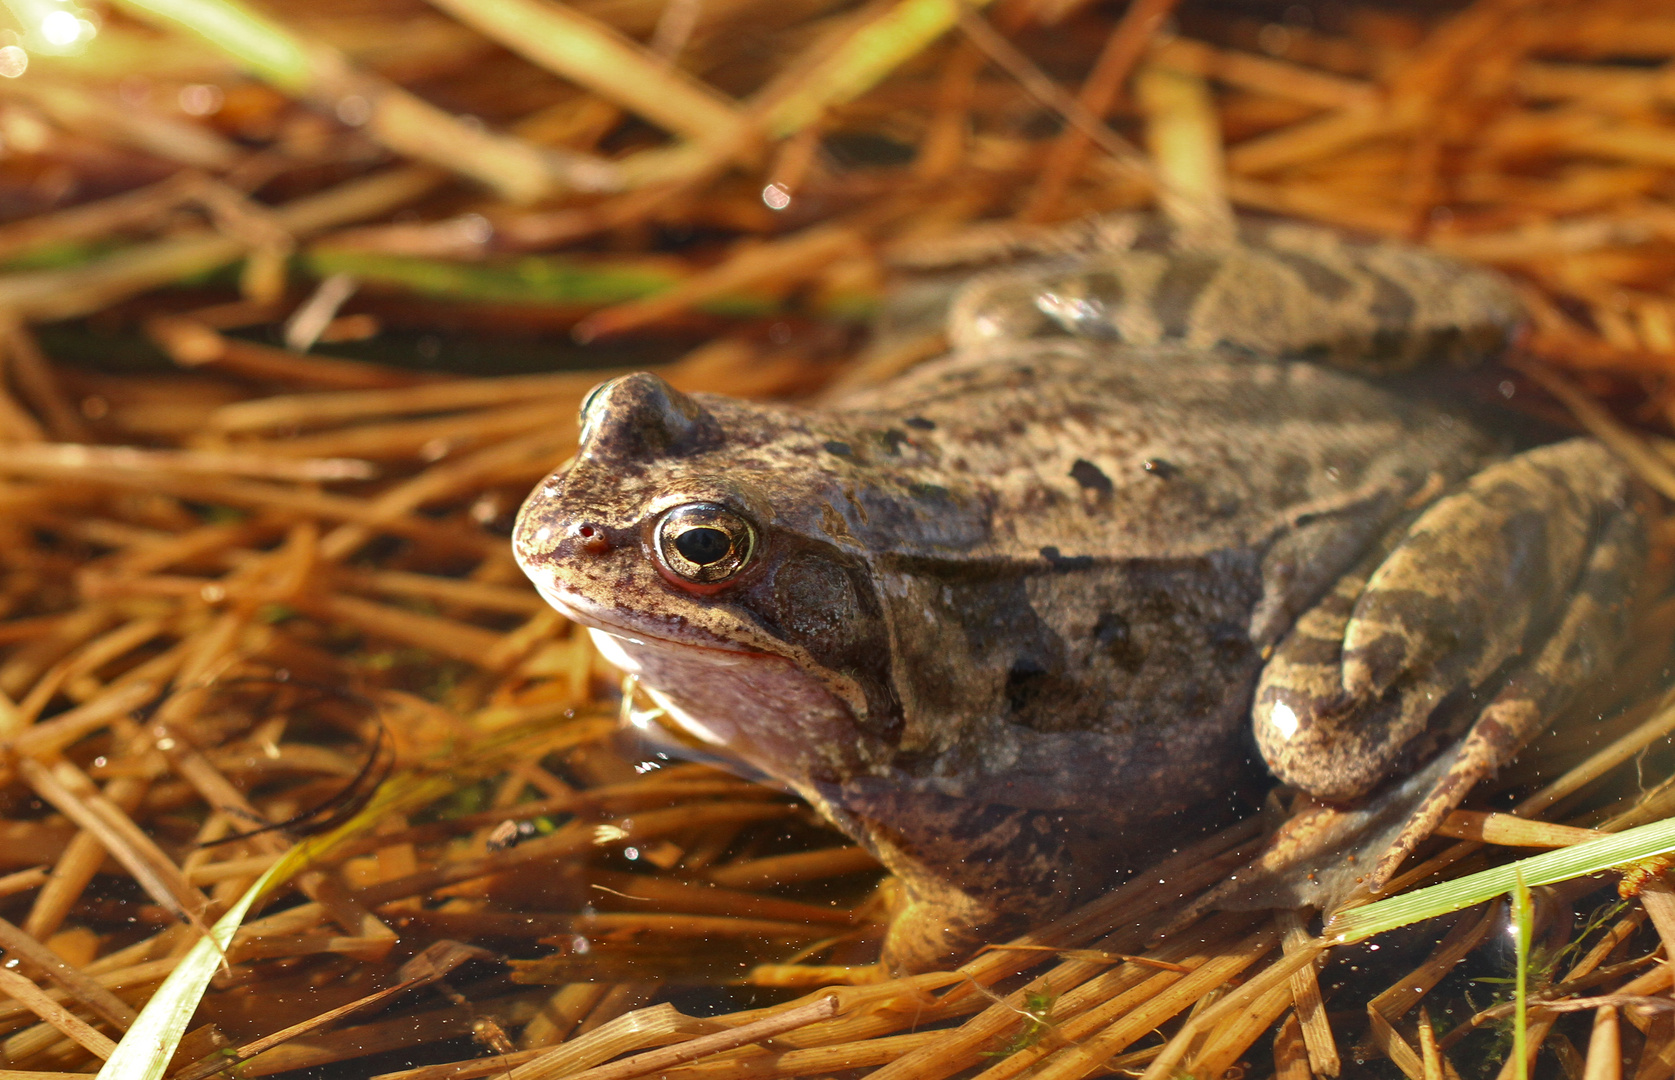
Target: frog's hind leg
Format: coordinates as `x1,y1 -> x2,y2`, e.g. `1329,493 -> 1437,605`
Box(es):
1253,438 -> 1652,892
1213,221 -> 1528,373
952,218 -> 1526,374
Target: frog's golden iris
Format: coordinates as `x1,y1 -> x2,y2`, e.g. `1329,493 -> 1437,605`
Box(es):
653,502 -> 756,584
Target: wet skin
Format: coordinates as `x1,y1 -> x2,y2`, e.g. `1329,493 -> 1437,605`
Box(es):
514,216 -> 1650,971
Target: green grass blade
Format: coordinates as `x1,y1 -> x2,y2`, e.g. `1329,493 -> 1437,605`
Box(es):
94,716 -> 601,1078
94,849 -> 302,1080
758,0 -> 997,140
303,250 -> 688,309
1511,868 -> 1531,1080
302,248 -> 879,320
1327,814 -> 1675,944
105,0 -> 309,90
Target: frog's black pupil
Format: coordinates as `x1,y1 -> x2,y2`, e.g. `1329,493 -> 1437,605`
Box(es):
675,527 -> 732,565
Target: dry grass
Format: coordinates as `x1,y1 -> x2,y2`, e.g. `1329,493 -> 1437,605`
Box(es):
0,0 -> 1672,1076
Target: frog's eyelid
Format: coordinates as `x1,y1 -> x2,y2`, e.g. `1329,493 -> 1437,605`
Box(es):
579,381 -> 609,425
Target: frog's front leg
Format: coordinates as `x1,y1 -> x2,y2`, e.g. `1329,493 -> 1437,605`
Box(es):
1253,438 -> 1651,890
811,772 -> 1170,973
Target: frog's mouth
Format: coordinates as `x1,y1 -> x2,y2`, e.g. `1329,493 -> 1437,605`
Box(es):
529,579 -> 763,657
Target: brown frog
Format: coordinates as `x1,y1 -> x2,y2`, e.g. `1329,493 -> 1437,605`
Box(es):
513,217 -> 1651,972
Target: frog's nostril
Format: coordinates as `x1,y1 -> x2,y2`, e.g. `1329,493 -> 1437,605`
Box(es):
572,522 -> 611,554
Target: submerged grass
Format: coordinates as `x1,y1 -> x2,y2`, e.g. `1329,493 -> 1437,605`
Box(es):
95,850 -> 296,1080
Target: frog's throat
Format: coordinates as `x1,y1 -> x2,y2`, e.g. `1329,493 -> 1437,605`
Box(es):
579,624 -> 884,781
590,629 -> 728,747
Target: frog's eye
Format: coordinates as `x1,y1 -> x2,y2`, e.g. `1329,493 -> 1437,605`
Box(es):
653,503 -> 757,585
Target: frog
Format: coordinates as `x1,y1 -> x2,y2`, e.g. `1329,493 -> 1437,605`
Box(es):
512,215 -> 1651,973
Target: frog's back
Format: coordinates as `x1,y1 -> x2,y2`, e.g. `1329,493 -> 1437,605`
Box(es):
809,236 -> 1511,803
827,340 -> 1500,567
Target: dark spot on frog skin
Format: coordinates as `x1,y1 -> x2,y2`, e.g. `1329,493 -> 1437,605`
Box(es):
1039,546 -> 1095,573
1082,269 -> 1126,306
1365,269 -> 1418,359
1269,250 -> 1353,302
1367,269 -> 1418,326
1208,621 -> 1253,664
1093,611 -> 1145,672
1153,255 -> 1222,339
818,501 -> 855,545
1004,660 -> 1049,713
904,416 -> 936,430
824,440 -> 855,457
909,481 -> 952,501
1428,324 -> 1466,363
1064,402 -> 1100,428
881,429 -> 911,455
1069,458 -> 1114,495
1130,216 -> 1176,250
1143,457 -> 1179,479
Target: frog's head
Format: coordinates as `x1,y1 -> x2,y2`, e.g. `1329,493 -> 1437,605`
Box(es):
513,373 -> 901,782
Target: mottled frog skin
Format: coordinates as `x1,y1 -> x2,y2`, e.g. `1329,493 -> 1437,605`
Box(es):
514,217 -> 1650,971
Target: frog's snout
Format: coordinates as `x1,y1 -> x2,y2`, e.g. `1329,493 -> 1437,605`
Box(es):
513,516 -> 617,565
